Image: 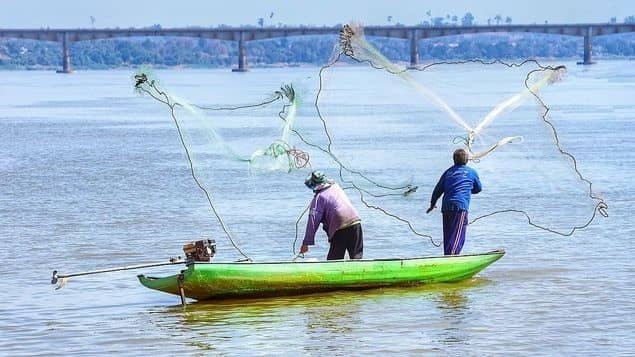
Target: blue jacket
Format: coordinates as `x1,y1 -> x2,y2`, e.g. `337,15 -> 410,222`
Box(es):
430,164 -> 482,212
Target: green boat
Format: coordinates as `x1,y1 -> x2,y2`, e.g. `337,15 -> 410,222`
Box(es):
137,249 -> 505,301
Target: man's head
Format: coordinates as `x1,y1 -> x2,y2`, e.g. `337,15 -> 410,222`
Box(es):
304,171 -> 332,191
453,148 -> 469,165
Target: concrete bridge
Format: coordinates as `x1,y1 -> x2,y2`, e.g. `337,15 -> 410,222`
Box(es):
1,23 -> 634,72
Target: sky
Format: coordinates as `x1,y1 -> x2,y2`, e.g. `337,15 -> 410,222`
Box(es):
0,0 -> 633,28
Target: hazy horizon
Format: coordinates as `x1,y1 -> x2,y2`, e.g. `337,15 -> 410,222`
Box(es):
0,0 -> 633,29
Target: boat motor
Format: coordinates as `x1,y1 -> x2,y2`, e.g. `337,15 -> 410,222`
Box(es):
183,239 -> 216,264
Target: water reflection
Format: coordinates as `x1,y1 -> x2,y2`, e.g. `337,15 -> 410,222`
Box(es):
146,279 -> 490,354
435,289 -> 471,347
437,289 -> 469,310
303,293 -> 362,334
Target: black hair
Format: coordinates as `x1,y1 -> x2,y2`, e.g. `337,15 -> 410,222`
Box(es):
453,149 -> 469,165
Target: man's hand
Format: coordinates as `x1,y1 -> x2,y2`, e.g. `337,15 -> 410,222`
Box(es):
300,244 -> 309,254
426,205 -> 436,214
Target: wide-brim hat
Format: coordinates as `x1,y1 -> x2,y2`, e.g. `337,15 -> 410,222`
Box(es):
304,171 -> 333,191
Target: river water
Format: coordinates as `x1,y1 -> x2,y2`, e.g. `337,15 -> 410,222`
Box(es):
1,61 -> 633,356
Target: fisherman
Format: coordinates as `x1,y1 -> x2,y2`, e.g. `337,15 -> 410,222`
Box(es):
426,149 -> 482,255
301,171 -> 363,260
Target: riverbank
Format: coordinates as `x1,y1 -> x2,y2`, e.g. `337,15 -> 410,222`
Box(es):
1,32 -> 633,70
1,56 -> 632,72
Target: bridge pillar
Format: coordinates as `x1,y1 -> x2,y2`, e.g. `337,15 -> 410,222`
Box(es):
408,29 -> 419,69
577,26 -> 595,65
232,31 -> 248,72
56,32 -> 73,73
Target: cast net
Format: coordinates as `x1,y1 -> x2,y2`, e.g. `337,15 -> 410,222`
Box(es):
134,24 -> 607,260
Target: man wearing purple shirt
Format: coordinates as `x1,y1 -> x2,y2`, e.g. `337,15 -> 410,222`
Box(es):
300,171 -> 363,260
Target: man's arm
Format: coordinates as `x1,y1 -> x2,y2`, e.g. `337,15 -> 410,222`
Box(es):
471,169 -> 482,194
301,195 -> 324,253
427,173 -> 445,213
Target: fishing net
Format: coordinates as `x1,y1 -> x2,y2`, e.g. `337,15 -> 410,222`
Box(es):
133,70 -> 312,260
134,24 -> 607,260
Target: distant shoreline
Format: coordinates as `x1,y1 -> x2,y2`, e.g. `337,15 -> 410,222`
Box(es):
1,57 -> 633,72
2,32 -> 633,71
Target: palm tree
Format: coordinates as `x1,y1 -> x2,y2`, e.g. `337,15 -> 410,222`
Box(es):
494,14 -> 502,25
257,18 -> 264,27
505,16 -> 512,25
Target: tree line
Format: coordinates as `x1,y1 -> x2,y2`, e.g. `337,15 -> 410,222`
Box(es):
1,32 -> 633,70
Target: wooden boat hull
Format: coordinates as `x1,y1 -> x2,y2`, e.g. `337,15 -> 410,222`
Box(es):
137,249 -> 504,300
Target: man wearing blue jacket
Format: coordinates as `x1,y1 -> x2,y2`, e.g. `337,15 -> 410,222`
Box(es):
427,149 -> 482,255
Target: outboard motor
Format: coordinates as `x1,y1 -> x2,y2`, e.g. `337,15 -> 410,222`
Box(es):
183,239 -> 216,264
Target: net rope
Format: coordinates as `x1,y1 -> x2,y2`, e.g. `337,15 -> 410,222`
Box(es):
134,23 -> 608,258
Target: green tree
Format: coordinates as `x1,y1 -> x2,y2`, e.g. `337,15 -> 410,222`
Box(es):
433,17 -> 445,26
461,12 -> 475,26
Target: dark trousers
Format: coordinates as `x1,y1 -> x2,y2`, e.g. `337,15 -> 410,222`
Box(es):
442,210 -> 468,255
327,223 -> 363,260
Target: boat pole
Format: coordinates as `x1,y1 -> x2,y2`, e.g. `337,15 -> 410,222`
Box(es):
51,258 -> 186,286
177,273 -> 186,306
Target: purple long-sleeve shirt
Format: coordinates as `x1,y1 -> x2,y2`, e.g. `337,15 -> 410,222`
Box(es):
303,183 -> 360,246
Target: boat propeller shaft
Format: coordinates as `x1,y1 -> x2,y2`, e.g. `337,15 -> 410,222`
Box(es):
50,258 -> 185,289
